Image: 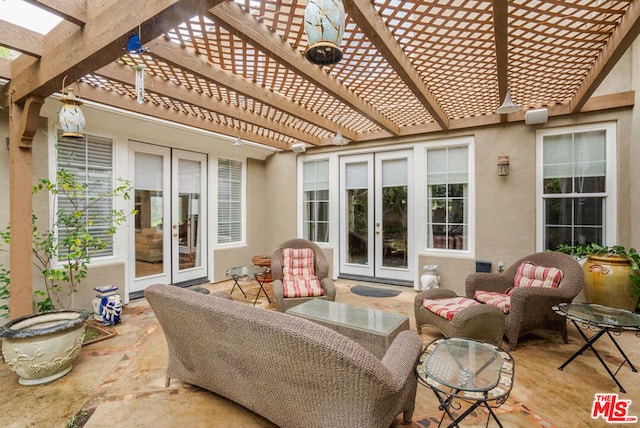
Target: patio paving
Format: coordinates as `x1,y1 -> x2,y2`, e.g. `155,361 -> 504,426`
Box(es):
1,279 -> 638,427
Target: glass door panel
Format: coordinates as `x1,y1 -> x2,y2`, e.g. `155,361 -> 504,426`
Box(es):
375,152 -> 412,281
340,155 -> 374,277
172,150 -> 207,283
130,144 -> 171,294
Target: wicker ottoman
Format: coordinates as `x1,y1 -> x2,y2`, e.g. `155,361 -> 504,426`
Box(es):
414,288 -> 505,346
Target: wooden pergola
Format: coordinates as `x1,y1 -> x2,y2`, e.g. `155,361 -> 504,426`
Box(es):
2,0 -> 640,317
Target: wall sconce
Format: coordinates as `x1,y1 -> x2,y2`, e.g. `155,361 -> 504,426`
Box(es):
304,0 -> 345,65
58,79 -> 85,138
497,155 -> 510,176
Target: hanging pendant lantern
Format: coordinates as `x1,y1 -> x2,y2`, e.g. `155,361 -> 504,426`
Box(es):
304,0 -> 345,65
134,64 -> 145,104
58,86 -> 85,138
495,88 -> 522,114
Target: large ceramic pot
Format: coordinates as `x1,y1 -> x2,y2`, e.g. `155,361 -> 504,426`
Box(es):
583,255 -> 639,311
0,309 -> 89,385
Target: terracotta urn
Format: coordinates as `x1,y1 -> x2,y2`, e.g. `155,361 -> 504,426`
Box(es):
583,255 -> 639,311
251,255 -> 273,283
0,309 -> 89,385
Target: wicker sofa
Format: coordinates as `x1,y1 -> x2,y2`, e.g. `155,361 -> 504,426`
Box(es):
145,284 -> 422,428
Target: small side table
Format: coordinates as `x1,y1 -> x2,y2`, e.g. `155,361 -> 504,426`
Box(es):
415,337 -> 515,428
226,265 -> 271,306
553,302 -> 640,393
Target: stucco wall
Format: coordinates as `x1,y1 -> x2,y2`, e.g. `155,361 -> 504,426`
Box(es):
212,157 -> 270,280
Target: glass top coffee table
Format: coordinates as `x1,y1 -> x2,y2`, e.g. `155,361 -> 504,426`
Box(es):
553,303 -> 640,393
415,337 -> 515,428
286,299 -> 409,358
226,265 -> 271,306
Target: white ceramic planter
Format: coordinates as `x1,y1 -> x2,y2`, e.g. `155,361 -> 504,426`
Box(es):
1,310 -> 89,385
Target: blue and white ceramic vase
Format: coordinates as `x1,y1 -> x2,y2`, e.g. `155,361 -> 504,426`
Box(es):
92,286 -> 123,326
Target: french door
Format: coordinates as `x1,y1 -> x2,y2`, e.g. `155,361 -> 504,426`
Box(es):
129,142 -> 208,295
339,151 -> 413,282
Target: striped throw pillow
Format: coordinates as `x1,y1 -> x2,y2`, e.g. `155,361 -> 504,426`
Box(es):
422,297 -> 480,320
281,248 -> 324,298
514,262 -> 563,289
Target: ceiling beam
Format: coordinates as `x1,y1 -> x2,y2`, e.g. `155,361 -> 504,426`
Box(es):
76,81 -> 289,150
0,19 -> 43,57
10,0 -> 221,103
0,58 -> 11,79
95,62 -> 325,147
208,0 -> 400,136
23,0 -> 87,27
493,0 -> 509,102
570,0 -> 640,112
149,37 -> 356,142
345,0 -> 449,130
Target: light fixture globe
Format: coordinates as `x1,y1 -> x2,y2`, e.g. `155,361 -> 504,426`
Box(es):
58,88 -> 85,138
304,0 -> 345,65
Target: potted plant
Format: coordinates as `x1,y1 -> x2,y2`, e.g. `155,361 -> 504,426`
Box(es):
0,169 -> 134,385
557,244 -> 640,312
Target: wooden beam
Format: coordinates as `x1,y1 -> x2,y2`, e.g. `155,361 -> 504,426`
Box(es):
0,19 -> 43,57
96,62 -> 326,146
356,91 -> 635,142
579,90 -> 635,112
209,1 -> 401,136
76,82 -> 289,150
24,0 -> 87,27
345,0 -> 449,130
570,0 -> 640,112
0,58 -> 11,80
8,95 -> 45,318
149,37 -> 357,141
493,0 -> 509,111
10,0 -> 221,103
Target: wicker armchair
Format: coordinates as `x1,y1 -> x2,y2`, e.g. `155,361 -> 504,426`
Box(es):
465,251 -> 583,350
271,239 -> 336,312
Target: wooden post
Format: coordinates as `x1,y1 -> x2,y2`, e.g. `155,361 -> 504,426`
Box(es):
8,95 -> 44,318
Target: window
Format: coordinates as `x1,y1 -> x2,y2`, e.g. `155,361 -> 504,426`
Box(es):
218,158 -> 242,244
426,146 -> 468,251
539,124 -> 615,250
302,160 -> 329,243
57,133 -> 114,258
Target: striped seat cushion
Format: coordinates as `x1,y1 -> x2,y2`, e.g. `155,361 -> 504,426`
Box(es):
514,262 -> 563,289
422,297 -> 480,321
474,291 -> 511,313
281,248 -> 324,298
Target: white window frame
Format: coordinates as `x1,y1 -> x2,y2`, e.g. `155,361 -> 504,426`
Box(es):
300,158 -> 330,244
421,137 -> 475,256
535,122 -> 617,250
216,157 -> 245,246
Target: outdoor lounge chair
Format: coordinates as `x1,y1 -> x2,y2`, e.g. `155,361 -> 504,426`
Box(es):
465,251 -> 583,350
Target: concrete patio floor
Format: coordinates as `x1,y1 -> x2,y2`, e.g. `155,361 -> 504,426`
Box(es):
1,279 -> 639,427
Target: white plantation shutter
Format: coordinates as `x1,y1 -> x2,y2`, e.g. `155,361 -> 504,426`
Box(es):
57,133 -> 114,258
218,158 -> 242,244
543,130 -> 606,182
